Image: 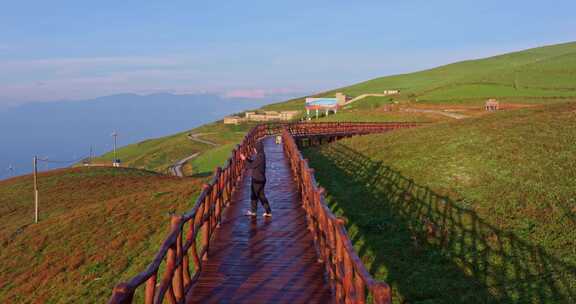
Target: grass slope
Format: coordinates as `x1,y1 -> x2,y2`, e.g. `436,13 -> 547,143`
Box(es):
0,167 -> 204,303
96,42 -> 576,172
304,102 -> 576,303
185,143 -> 238,176
94,122 -> 255,174
263,41 -> 576,111
339,42 -> 576,104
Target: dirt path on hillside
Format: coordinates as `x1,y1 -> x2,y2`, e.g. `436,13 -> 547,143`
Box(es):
169,133 -> 220,177
169,152 -> 200,177
401,108 -> 469,119
188,133 -> 218,146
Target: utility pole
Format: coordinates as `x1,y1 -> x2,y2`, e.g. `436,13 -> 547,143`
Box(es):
112,131 -> 118,167
33,156 -> 39,223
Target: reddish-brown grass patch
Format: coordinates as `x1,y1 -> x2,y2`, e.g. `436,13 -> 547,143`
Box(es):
0,166 -> 206,303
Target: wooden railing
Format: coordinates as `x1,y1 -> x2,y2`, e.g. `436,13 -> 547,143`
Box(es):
108,124 -> 268,304
281,128 -> 392,304
108,121 -> 419,303
284,121 -> 421,137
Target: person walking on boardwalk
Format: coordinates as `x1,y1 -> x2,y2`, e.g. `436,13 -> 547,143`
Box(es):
240,141 -> 272,217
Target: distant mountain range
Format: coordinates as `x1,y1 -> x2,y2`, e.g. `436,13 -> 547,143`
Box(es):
0,92 -> 294,178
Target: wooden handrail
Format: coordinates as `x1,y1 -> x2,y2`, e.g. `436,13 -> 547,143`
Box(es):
108,122 -> 418,303
108,124 -> 268,304
281,128 -> 393,304
286,121 -> 421,138
265,121 -> 422,137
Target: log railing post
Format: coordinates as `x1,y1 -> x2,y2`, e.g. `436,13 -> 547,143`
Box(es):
161,231 -> 177,303
334,226 -> 345,302
354,270 -> 366,304
371,282 -> 392,304
211,168 -> 220,228
171,215 -> 184,301
336,218 -> 355,303
190,214 -> 201,268
144,273 -> 157,304
201,184 -> 211,261
183,250 -> 191,287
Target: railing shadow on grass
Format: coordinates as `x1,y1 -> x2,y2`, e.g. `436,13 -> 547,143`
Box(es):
303,142 -> 576,303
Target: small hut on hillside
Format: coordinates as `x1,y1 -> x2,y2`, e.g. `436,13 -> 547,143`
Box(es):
223,116 -> 242,125
485,98 -> 500,111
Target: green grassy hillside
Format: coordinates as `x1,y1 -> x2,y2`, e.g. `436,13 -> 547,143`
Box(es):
341,42 -> 576,104
100,42 -> 576,173
264,41 -> 576,111
93,122 -> 255,174
0,167 -> 204,303
303,102 -> 576,303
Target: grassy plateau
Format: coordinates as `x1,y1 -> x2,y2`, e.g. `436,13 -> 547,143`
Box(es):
93,122 -> 256,174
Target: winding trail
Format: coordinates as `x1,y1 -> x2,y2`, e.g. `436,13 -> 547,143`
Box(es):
169,152 -> 200,177
343,93 -> 393,105
169,134 -> 219,177
401,108 -> 468,119
188,133 -> 218,146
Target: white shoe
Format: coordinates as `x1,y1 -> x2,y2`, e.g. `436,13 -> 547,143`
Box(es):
263,212 -> 272,217
245,211 -> 256,216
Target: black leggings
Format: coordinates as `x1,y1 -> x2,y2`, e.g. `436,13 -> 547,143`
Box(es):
250,181 -> 271,213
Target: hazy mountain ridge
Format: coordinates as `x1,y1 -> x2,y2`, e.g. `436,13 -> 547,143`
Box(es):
0,93 -> 279,178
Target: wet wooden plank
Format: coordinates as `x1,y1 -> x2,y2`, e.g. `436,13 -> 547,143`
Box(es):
186,137 -> 332,304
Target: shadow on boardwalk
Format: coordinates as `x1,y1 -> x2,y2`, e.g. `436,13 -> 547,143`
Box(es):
304,142 -> 576,303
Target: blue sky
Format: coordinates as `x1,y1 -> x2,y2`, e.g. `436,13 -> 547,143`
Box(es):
0,0 -> 574,106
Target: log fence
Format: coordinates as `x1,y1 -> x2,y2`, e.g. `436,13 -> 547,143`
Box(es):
281,128 -> 393,304
285,121 -> 421,138
108,124 -> 268,304
109,121 -> 419,304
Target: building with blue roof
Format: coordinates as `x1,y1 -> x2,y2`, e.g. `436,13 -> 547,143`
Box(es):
305,93 -> 348,118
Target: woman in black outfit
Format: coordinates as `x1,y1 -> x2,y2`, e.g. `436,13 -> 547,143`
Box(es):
240,142 -> 272,217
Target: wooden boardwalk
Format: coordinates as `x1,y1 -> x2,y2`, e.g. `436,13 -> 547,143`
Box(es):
185,137 -> 332,303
